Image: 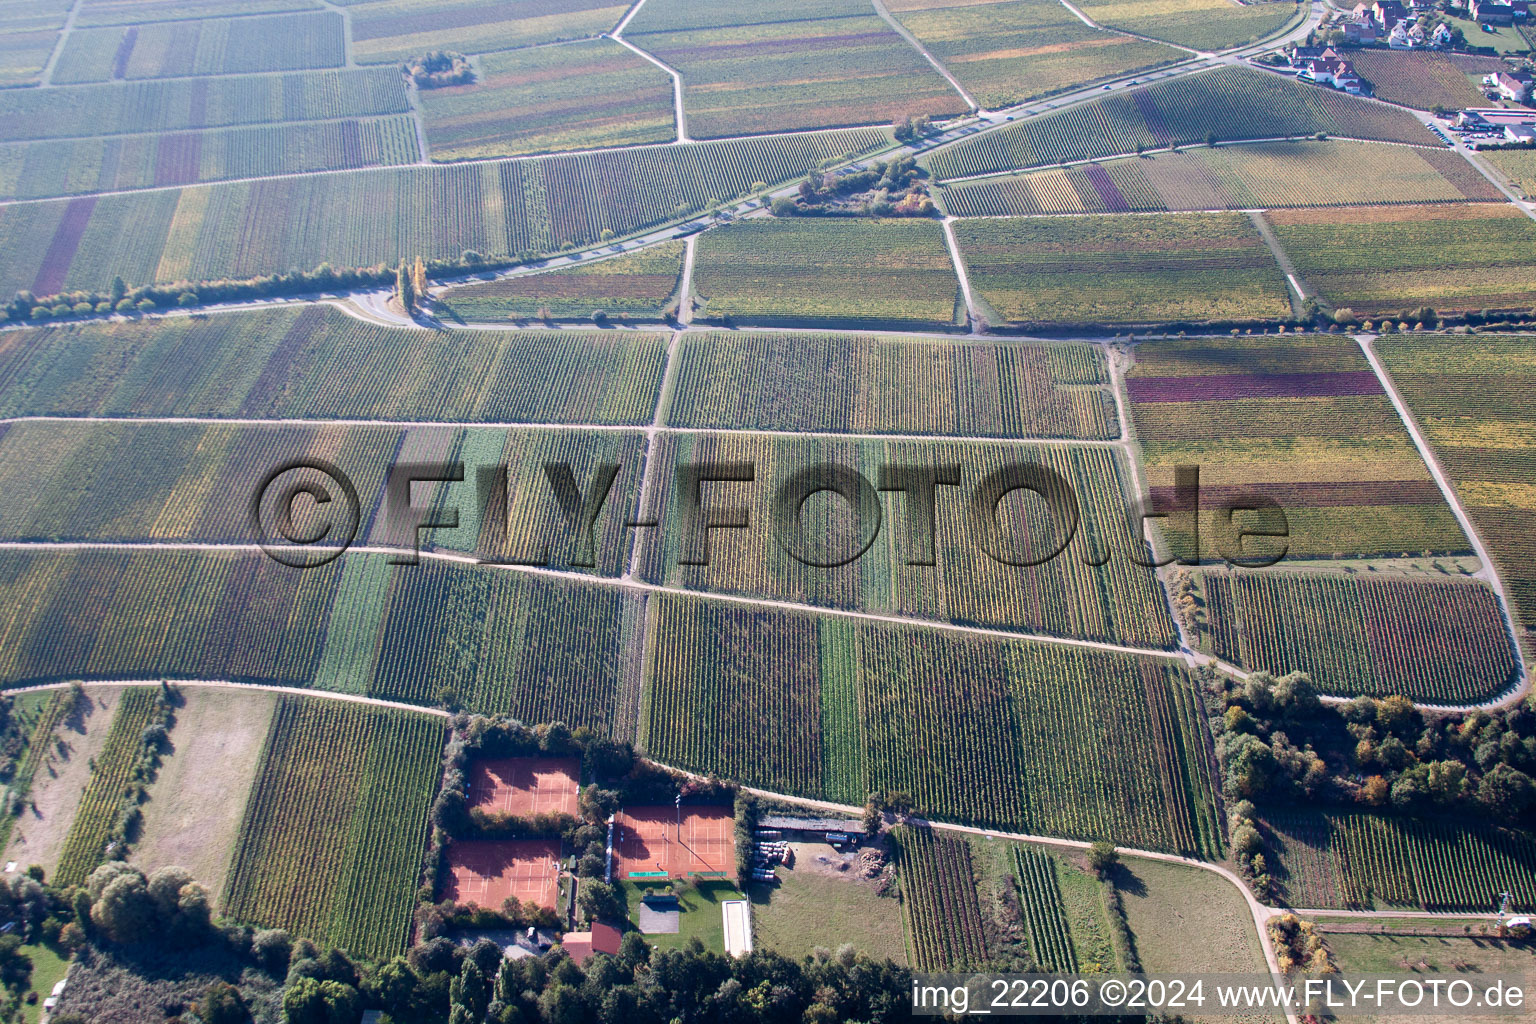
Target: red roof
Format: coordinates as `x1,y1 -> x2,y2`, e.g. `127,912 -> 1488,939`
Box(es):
562,933 -> 594,963
593,922 -> 623,955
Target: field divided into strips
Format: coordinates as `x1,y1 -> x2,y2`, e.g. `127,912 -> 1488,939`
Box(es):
926,66 -> 1433,181
642,596 -> 1223,855
667,331 -> 1117,439
436,242 -> 684,322
1011,846 -> 1076,972
1377,336 -> 1536,650
692,219 -> 963,328
626,0 -> 963,138
0,307 -> 665,424
0,127 -> 885,297
53,12 -> 345,84
1347,50 -> 1498,110
1072,0 -> 1297,51
954,213 -> 1291,326
1486,148 -> 1536,200
0,550 -> 637,732
895,827 -> 989,970
0,116 -> 420,201
0,68 -> 410,142
222,696 -> 442,958
938,141 -> 1501,216
882,0 -> 1186,110
1199,570 -> 1517,703
348,0 -> 629,65
74,0 -> 323,26
1126,336 -> 1468,561
1263,811 -> 1536,912
0,0 -> 69,86
636,434 -> 1176,648
419,39 -> 675,160
1264,205 -> 1536,316
52,687 -> 161,887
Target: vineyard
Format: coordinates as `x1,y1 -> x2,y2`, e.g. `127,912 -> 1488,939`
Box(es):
926,65 -> 1431,181
1264,204 -> 1536,315
1199,570 -> 1518,703
641,595 -> 1222,855
627,9 -> 961,137
1376,335 -> 1536,642
0,127 -> 885,296
1011,846 -> 1077,972
53,12 -> 345,83
1126,336 -> 1467,560
73,0 -> 325,27
883,0 -> 1184,110
436,242 -> 685,323
893,827 -> 989,970
1346,50 -> 1496,110
0,549 -> 638,731
667,330 -> 1117,439
635,433 -> 1177,647
953,213 -> 1292,325
0,116 -> 420,201
1263,810 -> 1536,912
348,0 -> 628,65
222,696 -> 444,958
1073,0 -> 1298,50
1485,148 -> 1536,200
53,687 -> 162,886
418,39 -> 676,160
938,141 -> 1502,216
693,218 -> 962,328
0,68 -> 410,141
0,306 -> 666,424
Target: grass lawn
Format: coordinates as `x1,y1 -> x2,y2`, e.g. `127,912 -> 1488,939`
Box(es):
1320,927 -> 1536,1024
18,941 -> 70,1024
620,880 -> 744,953
1449,15 -> 1531,54
747,860 -> 906,963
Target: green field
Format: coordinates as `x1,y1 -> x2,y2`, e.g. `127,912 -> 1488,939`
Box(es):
642,596 -> 1220,854
222,696 -> 443,958
747,861 -> 907,962
667,331 -> 1116,438
884,0 -> 1186,109
1072,0 -> 1298,51
0,549 -> 641,733
0,307 -> 666,423
53,686 -> 162,885
954,213 -> 1291,325
1263,810 -> 1536,913
1485,147 -> 1536,200
692,218 -> 962,328
0,116 -> 419,201
635,434 -> 1176,646
1126,336 -> 1468,561
1265,204 -> 1536,316
1011,844 -> 1126,972
418,39 -> 675,160
1376,335 -> 1536,648
52,11 -> 345,83
436,242 -> 685,322
0,126 -> 885,298
926,65 -> 1432,181
620,879 -> 745,953
627,0 -> 964,137
0,67 -> 410,142
938,140 -> 1502,216
1322,927 -> 1536,1024
348,0 -> 628,65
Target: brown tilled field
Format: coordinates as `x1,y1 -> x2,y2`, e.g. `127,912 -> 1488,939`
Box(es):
466,757 -> 581,817
613,806 -> 735,879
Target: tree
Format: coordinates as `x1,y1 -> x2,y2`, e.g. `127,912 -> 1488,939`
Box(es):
109,276 -> 126,305
1085,841 -> 1118,877
89,868 -> 157,943
1478,764 -> 1535,821
198,981 -> 251,1024
283,977 -> 361,1024
396,261 -> 416,313
412,255 -> 428,299
578,881 -> 625,923
252,928 -> 293,974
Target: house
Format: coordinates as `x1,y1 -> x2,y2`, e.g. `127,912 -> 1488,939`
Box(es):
1304,57 -> 1366,92
1512,0 -> 1531,16
1374,0 -> 1409,25
1505,123 -> 1536,141
1289,44 -> 1329,61
1496,70 -> 1535,101
1471,0 -> 1516,23
1388,20 -> 1414,46
1432,22 -> 1455,46
560,922 -> 623,965
1342,16 -> 1384,42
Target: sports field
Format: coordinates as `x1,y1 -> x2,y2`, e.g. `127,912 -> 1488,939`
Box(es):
466,757 -> 582,818
444,839 -> 563,911
613,806 -> 736,879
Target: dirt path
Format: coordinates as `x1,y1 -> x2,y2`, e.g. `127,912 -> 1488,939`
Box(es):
38,0 -> 84,88
870,0 -> 980,112
940,216 -> 980,330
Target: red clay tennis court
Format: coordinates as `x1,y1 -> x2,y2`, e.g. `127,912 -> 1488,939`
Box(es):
444,839 -> 561,910
466,757 -> 581,817
612,805 -> 735,880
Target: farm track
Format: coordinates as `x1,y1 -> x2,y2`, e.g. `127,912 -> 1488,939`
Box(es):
870,0 -> 981,111
38,0 -> 84,88
609,0 -> 687,142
